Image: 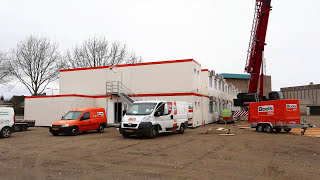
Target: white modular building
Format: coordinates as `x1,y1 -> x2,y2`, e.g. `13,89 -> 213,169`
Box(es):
25,59 -> 240,127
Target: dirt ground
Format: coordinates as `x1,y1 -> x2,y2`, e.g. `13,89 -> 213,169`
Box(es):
1,118 -> 320,180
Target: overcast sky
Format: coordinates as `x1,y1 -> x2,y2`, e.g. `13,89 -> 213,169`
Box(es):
0,0 -> 319,98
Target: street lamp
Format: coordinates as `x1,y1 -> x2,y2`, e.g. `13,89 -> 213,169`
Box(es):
46,88 -> 58,95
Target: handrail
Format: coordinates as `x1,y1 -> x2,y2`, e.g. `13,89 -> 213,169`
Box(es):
106,81 -> 142,102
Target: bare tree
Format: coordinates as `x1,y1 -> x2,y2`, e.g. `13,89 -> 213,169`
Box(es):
0,52 -> 12,84
9,36 -> 62,96
64,37 -> 141,68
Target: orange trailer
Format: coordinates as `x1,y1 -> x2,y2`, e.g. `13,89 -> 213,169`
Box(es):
249,99 -> 302,133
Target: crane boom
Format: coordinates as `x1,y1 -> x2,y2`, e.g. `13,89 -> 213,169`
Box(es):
245,0 -> 272,98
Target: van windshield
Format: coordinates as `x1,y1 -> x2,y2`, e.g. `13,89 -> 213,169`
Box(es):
62,111 -> 83,120
126,103 -> 157,115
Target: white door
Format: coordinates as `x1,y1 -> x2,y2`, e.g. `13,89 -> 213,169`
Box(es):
154,102 -> 174,132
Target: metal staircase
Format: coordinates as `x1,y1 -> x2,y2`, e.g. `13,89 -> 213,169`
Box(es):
106,81 -> 142,104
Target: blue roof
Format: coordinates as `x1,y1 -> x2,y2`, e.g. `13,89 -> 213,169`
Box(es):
220,73 -> 251,80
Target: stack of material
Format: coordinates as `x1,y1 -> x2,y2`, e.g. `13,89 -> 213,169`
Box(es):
290,128 -> 320,138
206,127 -> 234,136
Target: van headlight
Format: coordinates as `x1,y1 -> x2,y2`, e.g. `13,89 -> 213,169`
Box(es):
61,124 -> 69,127
141,116 -> 151,122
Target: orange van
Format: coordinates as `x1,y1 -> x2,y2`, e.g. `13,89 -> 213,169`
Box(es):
49,107 -> 107,136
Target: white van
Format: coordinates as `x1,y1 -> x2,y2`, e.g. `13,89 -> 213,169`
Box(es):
0,107 -> 15,138
120,101 -> 190,138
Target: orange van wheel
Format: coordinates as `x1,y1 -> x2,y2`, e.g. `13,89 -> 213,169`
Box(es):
97,125 -> 104,133
70,127 -> 78,136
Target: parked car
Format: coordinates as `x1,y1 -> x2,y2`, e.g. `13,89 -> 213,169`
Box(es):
49,107 -> 107,136
120,101 -> 190,138
0,107 -> 15,138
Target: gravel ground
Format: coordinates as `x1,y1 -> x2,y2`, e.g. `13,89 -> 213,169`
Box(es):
0,118 -> 320,180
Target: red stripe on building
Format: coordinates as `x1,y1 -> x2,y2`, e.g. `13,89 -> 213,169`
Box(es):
25,92 -> 210,99
60,59 -> 201,72
201,69 -> 209,72
25,94 -> 111,99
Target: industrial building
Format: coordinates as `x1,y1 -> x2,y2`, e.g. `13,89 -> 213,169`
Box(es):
220,73 -> 272,97
25,59 -> 240,127
281,83 -> 320,115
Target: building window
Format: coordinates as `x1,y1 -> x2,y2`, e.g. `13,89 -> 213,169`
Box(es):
209,76 -> 212,88
209,101 -> 214,113
214,79 -> 217,89
194,69 -> 196,73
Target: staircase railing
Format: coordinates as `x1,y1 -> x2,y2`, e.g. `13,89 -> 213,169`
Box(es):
106,81 -> 143,103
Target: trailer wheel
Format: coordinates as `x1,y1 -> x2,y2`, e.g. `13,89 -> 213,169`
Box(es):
256,124 -> 264,132
284,128 -> 291,132
0,127 -> 11,138
265,125 -> 273,133
275,128 -> 282,132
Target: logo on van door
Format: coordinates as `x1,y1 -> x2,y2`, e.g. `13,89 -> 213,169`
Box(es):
258,105 -> 274,116
97,112 -> 104,116
286,104 -> 297,111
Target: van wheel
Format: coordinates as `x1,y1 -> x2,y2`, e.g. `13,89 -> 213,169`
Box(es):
70,127 -> 78,136
265,125 -> 273,133
256,124 -> 264,132
178,124 -> 185,134
284,128 -> 291,132
0,127 -> 11,138
97,125 -> 104,133
148,126 -> 158,139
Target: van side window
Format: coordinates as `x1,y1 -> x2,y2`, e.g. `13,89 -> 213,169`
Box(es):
155,103 -> 165,116
81,112 -> 90,120
164,102 -> 172,115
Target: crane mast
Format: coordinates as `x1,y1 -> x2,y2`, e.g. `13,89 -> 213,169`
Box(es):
245,0 -> 272,98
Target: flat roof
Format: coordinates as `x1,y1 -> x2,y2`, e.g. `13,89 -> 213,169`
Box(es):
219,73 -> 251,80
60,59 -> 201,72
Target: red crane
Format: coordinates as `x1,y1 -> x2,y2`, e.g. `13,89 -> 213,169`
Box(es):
245,0 -> 272,98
